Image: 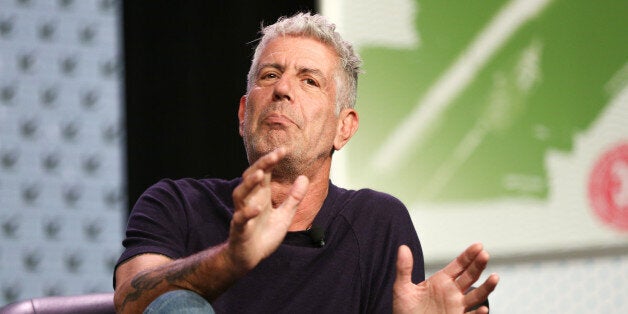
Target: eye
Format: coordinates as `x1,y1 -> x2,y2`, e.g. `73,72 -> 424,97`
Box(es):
303,78 -> 319,87
261,72 -> 278,80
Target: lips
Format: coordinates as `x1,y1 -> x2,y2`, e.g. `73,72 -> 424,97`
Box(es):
262,113 -> 298,128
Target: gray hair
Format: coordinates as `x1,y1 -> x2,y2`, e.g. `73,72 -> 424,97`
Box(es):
246,12 -> 363,114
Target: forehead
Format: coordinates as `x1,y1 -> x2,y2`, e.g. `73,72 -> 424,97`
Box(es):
259,36 -> 338,73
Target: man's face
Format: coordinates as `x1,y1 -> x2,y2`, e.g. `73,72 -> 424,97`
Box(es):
239,36 -> 341,174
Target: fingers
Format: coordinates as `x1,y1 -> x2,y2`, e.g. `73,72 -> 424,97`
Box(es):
395,245 -> 414,286
232,147 -> 287,225
241,147 -> 286,179
444,243 -> 497,306
466,306 -> 490,314
464,273 -> 499,310
442,243 -> 483,279
279,175 -> 309,211
232,147 -> 311,232
455,249 -> 489,291
231,168 -> 265,225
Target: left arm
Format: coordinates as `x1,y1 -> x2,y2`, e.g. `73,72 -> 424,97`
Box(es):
393,243 -> 499,314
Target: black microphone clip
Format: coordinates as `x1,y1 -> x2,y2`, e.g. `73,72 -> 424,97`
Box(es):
307,225 -> 325,248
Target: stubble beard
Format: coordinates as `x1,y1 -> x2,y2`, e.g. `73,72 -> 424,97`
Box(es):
243,129 -> 304,183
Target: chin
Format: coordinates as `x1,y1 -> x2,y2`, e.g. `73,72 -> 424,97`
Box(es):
245,143 -> 280,164
245,132 -> 295,160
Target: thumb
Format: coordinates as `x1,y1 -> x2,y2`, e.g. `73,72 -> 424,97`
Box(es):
395,245 -> 414,285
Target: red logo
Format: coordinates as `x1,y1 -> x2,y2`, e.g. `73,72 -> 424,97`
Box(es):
588,142 -> 628,232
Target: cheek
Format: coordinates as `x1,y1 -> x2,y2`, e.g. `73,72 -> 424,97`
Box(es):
313,114 -> 339,140
245,104 -> 261,126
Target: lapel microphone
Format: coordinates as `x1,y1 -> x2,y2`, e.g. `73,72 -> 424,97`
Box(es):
307,225 -> 325,247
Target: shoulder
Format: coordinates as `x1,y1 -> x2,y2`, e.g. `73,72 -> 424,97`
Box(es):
327,184 -> 423,278
148,177 -> 240,191
143,177 -> 241,200
328,184 -> 414,236
332,184 -> 409,217
132,177 -> 241,217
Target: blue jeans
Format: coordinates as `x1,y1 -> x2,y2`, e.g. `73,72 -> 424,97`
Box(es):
144,290 -> 215,314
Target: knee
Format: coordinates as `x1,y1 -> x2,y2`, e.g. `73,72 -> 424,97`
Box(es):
144,290 -> 215,313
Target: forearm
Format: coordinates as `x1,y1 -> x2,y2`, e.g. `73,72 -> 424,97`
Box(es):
114,242 -> 247,313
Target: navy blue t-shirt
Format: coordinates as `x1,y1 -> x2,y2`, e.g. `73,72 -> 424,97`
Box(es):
116,178 -> 424,313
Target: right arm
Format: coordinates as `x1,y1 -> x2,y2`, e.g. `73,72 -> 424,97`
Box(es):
113,147 -> 309,313
113,243 -> 240,313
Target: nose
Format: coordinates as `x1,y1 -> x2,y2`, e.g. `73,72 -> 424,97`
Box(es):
272,75 -> 292,102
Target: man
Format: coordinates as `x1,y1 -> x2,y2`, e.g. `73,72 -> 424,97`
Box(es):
114,12 -> 498,313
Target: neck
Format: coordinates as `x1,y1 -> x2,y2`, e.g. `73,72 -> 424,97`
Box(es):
270,159 -> 332,231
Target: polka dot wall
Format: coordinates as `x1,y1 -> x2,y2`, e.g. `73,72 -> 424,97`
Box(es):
425,251 -> 628,313
0,0 -> 124,304
486,254 -> 628,313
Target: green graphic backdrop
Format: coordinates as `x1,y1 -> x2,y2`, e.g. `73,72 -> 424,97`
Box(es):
347,0 -> 626,203
328,0 -> 628,261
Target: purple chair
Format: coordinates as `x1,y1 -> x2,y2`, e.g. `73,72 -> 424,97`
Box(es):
0,292 -> 115,314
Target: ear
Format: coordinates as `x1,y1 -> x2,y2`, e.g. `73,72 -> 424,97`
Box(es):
333,108 -> 359,151
238,95 -> 247,136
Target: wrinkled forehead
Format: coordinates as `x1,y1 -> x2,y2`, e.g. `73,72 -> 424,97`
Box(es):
257,36 -> 340,73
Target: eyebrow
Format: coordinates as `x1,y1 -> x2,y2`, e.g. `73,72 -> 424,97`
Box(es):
258,63 -> 326,81
298,67 -> 325,80
259,63 -> 284,73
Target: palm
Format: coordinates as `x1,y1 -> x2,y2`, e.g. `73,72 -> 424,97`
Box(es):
394,271 -> 466,314
393,244 -> 498,314
228,147 -> 309,270
231,173 -> 293,260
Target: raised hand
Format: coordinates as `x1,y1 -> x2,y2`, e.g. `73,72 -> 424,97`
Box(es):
228,147 -> 309,272
393,243 -> 499,314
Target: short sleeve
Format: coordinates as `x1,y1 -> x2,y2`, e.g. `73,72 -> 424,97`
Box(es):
113,179 -> 191,285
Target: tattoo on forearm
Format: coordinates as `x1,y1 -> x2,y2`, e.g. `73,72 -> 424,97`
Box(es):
120,272 -> 160,311
120,256 -> 202,312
